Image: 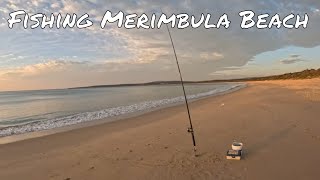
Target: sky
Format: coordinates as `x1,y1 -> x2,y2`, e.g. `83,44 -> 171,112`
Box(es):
0,0 -> 319,91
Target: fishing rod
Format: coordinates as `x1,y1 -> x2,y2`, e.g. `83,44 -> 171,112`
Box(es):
164,23 -> 197,156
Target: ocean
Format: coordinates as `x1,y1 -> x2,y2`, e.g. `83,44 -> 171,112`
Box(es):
0,83 -> 245,137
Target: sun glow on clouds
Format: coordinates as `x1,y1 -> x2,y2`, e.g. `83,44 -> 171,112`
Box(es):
0,0 -> 320,90
0,61 -> 76,79
200,52 -> 224,61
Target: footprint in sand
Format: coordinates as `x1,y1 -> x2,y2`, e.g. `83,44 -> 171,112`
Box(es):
303,128 -> 320,142
90,154 -> 99,159
291,123 -> 297,128
304,128 -> 310,132
49,173 -> 60,179
311,135 -> 320,141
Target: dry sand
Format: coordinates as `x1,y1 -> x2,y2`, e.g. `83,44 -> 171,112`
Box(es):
1,79 -> 320,180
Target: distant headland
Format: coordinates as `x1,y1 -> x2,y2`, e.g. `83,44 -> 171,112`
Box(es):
69,68 -> 320,89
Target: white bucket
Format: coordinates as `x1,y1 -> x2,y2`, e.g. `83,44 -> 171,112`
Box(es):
232,142 -> 243,151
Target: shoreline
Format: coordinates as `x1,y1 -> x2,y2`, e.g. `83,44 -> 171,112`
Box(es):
0,83 -> 246,144
1,79 -> 320,180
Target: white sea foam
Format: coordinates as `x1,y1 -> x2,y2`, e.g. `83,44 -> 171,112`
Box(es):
0,84 -> 245,137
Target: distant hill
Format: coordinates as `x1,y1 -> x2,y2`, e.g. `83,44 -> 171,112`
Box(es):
228,68 -> 320,82
69,68 -> 320,89
69,81 -> 191,89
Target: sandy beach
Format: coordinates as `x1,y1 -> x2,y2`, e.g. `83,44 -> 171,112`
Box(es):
0,79 -> 320,180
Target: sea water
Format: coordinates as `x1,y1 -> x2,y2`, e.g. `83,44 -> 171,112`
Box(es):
0,83 -> 245,137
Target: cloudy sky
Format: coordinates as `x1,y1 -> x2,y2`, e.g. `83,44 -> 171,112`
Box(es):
0,0 -> 319,91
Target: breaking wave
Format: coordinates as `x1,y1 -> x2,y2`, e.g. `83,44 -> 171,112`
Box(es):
0,84 -> 245,137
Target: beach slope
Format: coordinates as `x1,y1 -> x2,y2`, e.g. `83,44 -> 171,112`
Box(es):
0,79 -> 320,180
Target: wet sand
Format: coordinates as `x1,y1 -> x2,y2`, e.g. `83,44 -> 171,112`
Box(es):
0,79 -> 320,180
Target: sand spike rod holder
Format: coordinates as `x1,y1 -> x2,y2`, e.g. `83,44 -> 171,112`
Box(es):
164,22 -> 197,155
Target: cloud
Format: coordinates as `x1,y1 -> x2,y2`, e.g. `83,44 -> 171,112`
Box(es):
280,59 -> 305,64
313,8 -> 320,14
0,0 -> 320,90
0,60 -> 179,90
200,52 -> 224,61
0,53 -> 14,58
289,54 -> 301,58
0,60 -> 81,78
50,2 -> 61,9
280,55 -> 306,64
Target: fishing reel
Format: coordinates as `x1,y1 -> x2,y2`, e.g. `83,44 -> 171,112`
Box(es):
187,127 -> 194,133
